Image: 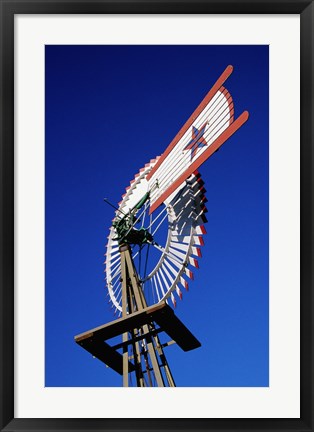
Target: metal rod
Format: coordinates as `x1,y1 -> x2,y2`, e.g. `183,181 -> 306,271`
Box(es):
121,251 -> 129,387
103,198 -> 126,216
111,327 -> 163,351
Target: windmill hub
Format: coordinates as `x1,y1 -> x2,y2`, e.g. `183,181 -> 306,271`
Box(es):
112,191 -> 154,246
112,211 -> 154,246
119,224 -> 153,246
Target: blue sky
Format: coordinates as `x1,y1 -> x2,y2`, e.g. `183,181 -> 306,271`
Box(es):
45,45 -> 269,387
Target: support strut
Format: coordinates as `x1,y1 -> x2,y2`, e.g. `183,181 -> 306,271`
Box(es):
119,244 -> 175,387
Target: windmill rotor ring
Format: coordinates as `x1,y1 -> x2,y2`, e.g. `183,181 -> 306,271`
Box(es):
105,158 -> 207,315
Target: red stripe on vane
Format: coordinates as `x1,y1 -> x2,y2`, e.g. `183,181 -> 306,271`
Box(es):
220,85 -> 235,125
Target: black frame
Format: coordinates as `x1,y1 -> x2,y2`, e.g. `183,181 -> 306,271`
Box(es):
0,1 -> 312,431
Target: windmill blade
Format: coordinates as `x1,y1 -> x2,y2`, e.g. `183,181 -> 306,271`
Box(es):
147,65 -> 249,214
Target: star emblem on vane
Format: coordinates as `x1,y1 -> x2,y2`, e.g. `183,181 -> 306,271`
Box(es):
184,122 -> 208,160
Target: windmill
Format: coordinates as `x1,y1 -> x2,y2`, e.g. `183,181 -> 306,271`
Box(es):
74,65 -> 249,387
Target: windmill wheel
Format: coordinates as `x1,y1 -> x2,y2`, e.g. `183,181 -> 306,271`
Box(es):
105,158 -> 207,316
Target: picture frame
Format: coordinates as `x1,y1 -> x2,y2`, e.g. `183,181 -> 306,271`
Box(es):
0,1 -> 312,431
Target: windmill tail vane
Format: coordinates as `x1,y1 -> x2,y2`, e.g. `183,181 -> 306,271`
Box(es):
74,65 -> 249,387
147,64 -> 249,214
